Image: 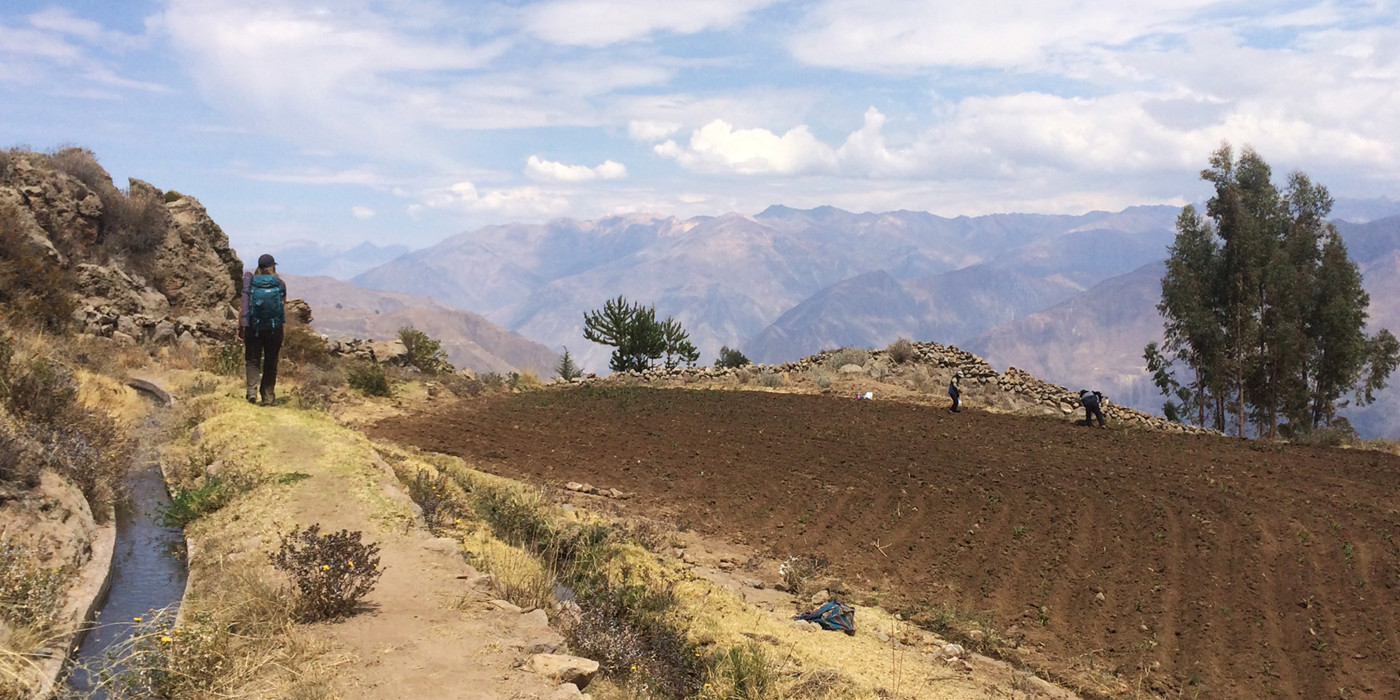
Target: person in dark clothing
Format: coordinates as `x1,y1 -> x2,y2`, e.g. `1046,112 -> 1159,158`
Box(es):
241,253 -> 287,405
948,370 -> 963,412
1079,389 -> 1106,427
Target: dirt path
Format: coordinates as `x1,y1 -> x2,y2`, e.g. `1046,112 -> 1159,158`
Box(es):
188,403 -> 578,699
368,386 -> 1400,699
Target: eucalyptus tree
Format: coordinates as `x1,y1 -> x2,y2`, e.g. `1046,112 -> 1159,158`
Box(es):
1151,144 -> 1398,437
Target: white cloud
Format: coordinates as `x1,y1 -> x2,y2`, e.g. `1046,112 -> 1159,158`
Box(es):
523,0 -> 776,47
159,1 -> 509,153
525,155 -> 627,182
654,108 -> 922,177
351,205 -> 375,219
628,119 -> 682,141
787,0 -> 1220,71
420,181 -> 571,217
655,120 -> 838,175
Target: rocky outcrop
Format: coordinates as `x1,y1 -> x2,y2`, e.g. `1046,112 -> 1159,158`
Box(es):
0,150 -> 243,343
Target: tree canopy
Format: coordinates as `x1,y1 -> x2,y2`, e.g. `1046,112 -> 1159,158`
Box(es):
582,296 -> 699,373
1150,143 -> 1398,437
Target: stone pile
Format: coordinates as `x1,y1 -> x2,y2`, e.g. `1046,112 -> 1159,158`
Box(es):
557,339 -> 1220,436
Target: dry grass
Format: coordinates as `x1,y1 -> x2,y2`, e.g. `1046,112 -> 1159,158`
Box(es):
64,569 -> 343,699
461,530 -> 557,610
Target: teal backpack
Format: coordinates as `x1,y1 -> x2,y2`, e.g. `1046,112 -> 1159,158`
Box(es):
247,274 -> 284,330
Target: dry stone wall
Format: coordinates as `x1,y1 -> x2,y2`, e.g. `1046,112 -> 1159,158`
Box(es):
557,340 -> 1218,436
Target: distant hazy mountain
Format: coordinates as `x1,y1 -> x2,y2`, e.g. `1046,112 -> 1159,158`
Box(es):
352,205 -> 1181,373
746,266 -> 1083,363
1332,197 -> 1400,224
284,275 -> 558,377
964,263 -> 1171,411
250,241 -> 411,279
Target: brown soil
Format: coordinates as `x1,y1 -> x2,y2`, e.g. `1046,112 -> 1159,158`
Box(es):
368,386 -> 1400,699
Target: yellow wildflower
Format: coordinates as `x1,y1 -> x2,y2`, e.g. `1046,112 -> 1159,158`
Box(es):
161,636 -> 172,643
321,564 -> 330,571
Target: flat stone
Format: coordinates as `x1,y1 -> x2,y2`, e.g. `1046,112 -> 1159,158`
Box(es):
490,599 -> 523,614
526,654 -> 600,690
518,608 -> 550,629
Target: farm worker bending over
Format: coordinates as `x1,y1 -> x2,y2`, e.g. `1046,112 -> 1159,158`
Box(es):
1079,389 -> 1106,428
948,370 -> 963,412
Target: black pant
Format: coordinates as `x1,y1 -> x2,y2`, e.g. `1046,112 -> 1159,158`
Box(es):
245,326 -> 284,396
1084,399 -> 1105,427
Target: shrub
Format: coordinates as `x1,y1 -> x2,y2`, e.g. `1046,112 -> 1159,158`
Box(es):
163,190 -> 186,203
281,324 -> 330,369
0,541 -> 72,631
707,642 -> 781,700
104,186 -> 167,255
508,370 -> 542,391
563,582 -> 704,698
812,372 -> 832,389
30,408 -> 131,517
346,361 -> 391,397
203,340 -> 243,378
715,345 -> 751,369
407,469 -> 462,533
398,327 -> 451,375
0,421 -> 41,488
7,356 -> 78,425
886,337 -> 914,364
824,347 -> 868,369
758,371 -> 786,388
271,524 -> 383,622
779,555 -> 829,599
0,203 -> 76,331
48,146 -> 110,191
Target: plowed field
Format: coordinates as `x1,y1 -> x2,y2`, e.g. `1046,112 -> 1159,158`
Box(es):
369,386 -> 1400,699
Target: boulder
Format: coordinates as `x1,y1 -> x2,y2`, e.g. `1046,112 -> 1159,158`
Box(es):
526,654 -> 600,690
368,339 -> 410,366
285,298 -> 313,325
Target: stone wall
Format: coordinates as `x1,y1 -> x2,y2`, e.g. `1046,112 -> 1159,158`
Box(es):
556,340 -> 1218,436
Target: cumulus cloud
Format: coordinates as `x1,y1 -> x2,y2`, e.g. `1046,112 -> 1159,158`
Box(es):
351,206 -> 375,219
523,0 -> 777,47
418,181 -> 571,218
654,108 -> 923,177
655,120 -> 838,175
525,155 -> 627,182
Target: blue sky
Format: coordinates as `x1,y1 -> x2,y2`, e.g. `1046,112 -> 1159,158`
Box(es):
3,0 -> 1398,253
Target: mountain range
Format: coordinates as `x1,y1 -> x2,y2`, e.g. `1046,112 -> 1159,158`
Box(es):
284,275 -> 557,377
342,202 -> 1400,438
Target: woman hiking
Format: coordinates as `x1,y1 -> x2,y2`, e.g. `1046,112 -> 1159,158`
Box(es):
240,253 -> 287,405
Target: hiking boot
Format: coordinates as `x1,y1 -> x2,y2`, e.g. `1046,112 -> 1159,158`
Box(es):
245,366 -> 259,403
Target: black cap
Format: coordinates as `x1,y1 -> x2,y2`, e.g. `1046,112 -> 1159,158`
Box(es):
257,253 -> 276,268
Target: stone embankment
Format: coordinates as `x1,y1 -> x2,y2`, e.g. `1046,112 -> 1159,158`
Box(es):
555,340 -> 1218,436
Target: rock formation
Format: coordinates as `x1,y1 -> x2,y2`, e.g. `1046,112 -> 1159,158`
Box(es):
0,148 -> 242,343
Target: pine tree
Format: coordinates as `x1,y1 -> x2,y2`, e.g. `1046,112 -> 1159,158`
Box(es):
582,296 -> 698,373
555,345 -> 582,381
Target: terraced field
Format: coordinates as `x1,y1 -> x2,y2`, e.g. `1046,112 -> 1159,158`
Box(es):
371,386 -> 1400,698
